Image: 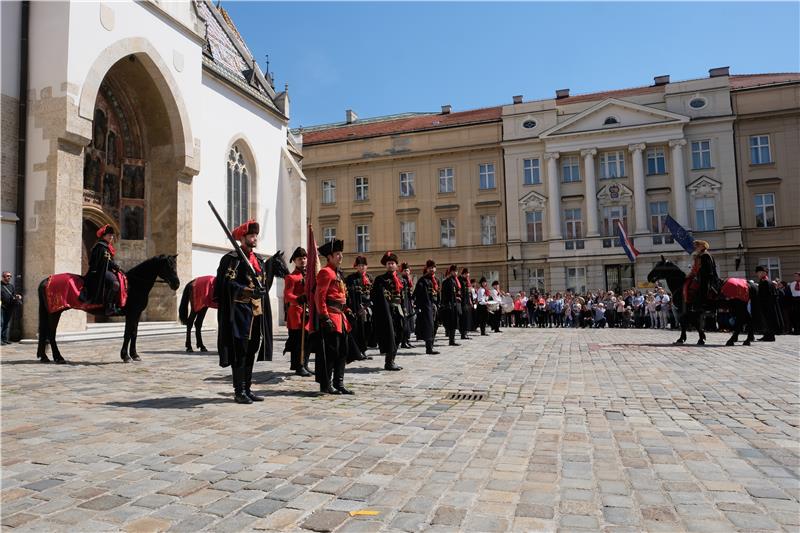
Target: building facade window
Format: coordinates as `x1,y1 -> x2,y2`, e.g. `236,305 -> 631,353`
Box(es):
440,218 -> 456,248
757,257 -> 781,280
646,148 -> 666,175
399,172 -> 415,197
482,270 -> 500,284
564,208 -> 583,249
480,215 -> 497,245
354,176 -> 368,201
479,163 -> 496,189
566,267 -> 587,294
322,179 -> 336,204
525,210 -> 543,242
600,151 -> 626,179
355,224 -> 369,253
400,221 -> 416,250
227,144 -> 250,228
602,205 -> 627,247
523,158 -> 541,185
691,140 -> 712,169
694,197 -> 716,232
439,168 -> 454,193
754,193 -> 776,228
649,201 -> 674,244
527,268 -> 545,291
750,135 -> 772,165
561,156 -> 581,183
322,226 -> 336,243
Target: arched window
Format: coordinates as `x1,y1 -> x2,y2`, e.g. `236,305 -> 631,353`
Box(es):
227,144 -> 250,228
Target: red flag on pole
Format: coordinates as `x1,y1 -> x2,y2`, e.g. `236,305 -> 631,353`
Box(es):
305,225 -> 320,332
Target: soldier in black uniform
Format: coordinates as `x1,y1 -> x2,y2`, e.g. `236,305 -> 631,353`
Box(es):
215,220 -> 270,404
440,264 -> 462,346
458,267 -> 473,339
399,262 -> 415,349
371,251 -> 404,371
755,265 -> 779,342
345,255 -> 373,359
414,259 -> 440,355
80,224 -> 121,316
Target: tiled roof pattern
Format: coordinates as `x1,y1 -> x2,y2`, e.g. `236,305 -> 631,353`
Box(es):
302,106 -> 503,145
556,84 -> 664,104
730,73 -> 800,89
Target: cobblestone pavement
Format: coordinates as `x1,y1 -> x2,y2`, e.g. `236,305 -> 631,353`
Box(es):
1,327 -> 798,532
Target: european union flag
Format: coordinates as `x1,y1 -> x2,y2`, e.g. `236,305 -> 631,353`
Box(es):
664,214 -> 694,254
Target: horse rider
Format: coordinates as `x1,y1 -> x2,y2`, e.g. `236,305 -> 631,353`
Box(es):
684,239 -> 720,312
80,224 -> 121,316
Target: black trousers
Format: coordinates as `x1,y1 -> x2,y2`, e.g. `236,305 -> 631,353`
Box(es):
315,330 -> 347,388
286,328 -> 309,370
231,334 -> 261,391
476,305 -> 488,334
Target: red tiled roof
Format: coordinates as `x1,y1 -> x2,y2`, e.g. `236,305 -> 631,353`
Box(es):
730,73 -> 800,89
302,106 -> 503,145
556,84 -> 664,104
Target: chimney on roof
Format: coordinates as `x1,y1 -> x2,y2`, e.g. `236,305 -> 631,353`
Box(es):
441,104 -> 452,114
513,95 -> 523,104
556,88 -> 570,99
345,109 -> 358,124
653,75 -> 670,86
709,66 -> 730,78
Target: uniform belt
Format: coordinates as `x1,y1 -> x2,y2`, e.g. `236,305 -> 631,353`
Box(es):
326,299 -> 346,311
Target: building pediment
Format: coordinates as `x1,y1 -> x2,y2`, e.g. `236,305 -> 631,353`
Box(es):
519,191 -> 547,210
541,98 -> 689,138
686,175 -> 722,195
597,183 -> 633,204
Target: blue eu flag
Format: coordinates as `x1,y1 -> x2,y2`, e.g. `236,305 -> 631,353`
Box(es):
664,215 -> 694,254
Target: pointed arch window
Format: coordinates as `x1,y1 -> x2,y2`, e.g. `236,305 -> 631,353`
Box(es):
227,144 -> 250,228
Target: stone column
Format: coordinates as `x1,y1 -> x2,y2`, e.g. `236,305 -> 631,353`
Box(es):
545,152 -> 561,240
629,143 -> 648,234
581,148 -> 599,237
669,139 -> 689,226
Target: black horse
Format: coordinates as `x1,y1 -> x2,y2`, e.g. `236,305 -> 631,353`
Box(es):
37,254 -> 181,364
178,251 -> 289,352
647,255 -> 755,346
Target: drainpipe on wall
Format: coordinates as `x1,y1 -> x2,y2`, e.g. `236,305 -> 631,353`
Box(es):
729,93 -> 746,274
13,0 -> 29,340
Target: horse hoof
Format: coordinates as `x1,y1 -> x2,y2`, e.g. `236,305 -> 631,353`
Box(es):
674,340 -> 685,345
54,358 -> 67,365
131,354 -> 141,362
38,356 -> 51,363
725,340 -> 735,347
186,347 -> 193,353
121,355 -> 132,363
199,346 -> 208,353
697,340 -> 705,346
743,341 -> 751,346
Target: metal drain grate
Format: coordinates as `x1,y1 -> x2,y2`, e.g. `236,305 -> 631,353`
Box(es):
445,392 -> 487,401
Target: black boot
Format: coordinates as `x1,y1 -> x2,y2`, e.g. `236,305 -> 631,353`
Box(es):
244,366 -> 263,402
425,340 -> 440,355
233,368 -> 252,404
384,353 -> 402,371
334,358 -> 353,395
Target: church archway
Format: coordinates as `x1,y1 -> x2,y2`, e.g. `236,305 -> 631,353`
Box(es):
81,49 -> 194,321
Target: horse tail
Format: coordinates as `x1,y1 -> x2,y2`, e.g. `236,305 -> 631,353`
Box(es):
38,278 -> 50,342
179,280 -> 194,325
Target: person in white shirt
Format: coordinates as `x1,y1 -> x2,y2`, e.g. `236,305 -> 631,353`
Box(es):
489,280 -> 503,332
475,277 -> 490,336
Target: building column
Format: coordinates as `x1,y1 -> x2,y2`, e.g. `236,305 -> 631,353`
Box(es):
545,152 -> 562,240
581,148 -> 599,237
629,143 -> 648,234
669,139 -> 689,226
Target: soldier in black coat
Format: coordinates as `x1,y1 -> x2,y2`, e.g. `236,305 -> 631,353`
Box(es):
755,265 -> 779,342
80,224 -> 121,315
215,220 -> 270,404
458,267 -> 473,339
370,251 -> 404,371
399,263 -> 415,349
413,259 -> 440,355
345,255 -> 373,359
440,264 -> 463,347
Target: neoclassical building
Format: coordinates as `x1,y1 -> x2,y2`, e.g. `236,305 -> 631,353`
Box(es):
300,107 -> 509,286
1,0 -> 306,336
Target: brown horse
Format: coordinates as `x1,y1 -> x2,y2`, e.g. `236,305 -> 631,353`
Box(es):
37,255 -> 180,364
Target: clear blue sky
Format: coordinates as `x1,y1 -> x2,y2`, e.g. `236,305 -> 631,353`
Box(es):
224,2 -> 800,128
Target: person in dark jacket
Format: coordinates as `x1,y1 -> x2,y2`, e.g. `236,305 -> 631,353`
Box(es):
215,220 -> 270,404
370,251 -> 404,371
413,260 -> 440,354
458,267 -> 472,339
399,263 -> 415,349
80,224 -> 121,315
1,272 -> 21,344
755,265 -> 779,342
440,264 -> 462,346
684,239 -> 720,312
345,255 -> 373,359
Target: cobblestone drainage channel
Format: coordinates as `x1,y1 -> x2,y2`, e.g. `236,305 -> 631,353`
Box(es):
444,391 -> 487,401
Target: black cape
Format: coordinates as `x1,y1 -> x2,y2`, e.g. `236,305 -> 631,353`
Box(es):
413,275 -> 437,342
440,276 -> 462,331
80,240 -> 118,304
370,272 -> 400,356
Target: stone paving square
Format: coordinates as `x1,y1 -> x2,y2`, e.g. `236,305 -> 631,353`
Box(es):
1,328 -> 798,532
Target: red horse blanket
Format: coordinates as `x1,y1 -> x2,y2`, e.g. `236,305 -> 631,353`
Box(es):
45,272 -> 128,314
192,275 -> 218,311
720,278 -> 750,302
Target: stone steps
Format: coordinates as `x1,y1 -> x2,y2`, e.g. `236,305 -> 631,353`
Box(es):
20,321 -> 213,344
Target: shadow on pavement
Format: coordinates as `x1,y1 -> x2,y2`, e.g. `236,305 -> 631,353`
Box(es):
106,396 -> 230,409
1,358 -> 122,366
610,343 -> 728,348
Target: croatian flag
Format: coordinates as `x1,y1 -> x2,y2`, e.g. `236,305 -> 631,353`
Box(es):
664,214 -> 695,254
616,220 -> 640,263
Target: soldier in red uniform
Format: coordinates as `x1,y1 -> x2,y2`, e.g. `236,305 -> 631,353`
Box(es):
314,239 -> 354,395
283,247 -> 312,376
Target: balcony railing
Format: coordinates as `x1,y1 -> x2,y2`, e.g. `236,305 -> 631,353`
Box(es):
564,239 -> 585,250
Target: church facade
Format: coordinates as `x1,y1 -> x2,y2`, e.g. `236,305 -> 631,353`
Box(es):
1,0 -> 306,336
